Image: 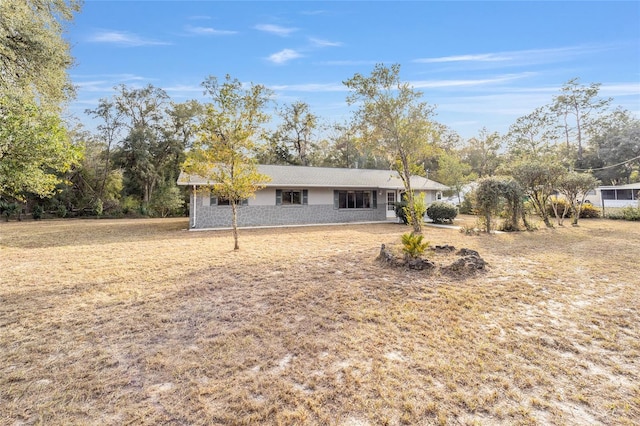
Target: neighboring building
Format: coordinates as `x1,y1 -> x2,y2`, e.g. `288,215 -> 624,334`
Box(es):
178,164 -> 449,229
589,183 -> 640,209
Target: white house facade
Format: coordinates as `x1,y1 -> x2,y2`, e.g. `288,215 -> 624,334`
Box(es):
178,164 -> 449,229
589,183 -> 640,209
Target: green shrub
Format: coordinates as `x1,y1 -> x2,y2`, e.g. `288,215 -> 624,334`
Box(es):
56,204 -> 67,218
121,196 -> 141,215
94,199 -> 104,217
401,232 -> 429,259
394,200 -> 409,224
399,193 -> 426,230
0,200 -> 19,221
150,184 -> 185,218
458,194 -> 475,215
608,206 -> 640,221
426,202 -> 458,224
394,194 -> 428,228
32,205 -> 44,220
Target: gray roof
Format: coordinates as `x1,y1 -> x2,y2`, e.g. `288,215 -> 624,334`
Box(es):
599,182 -> 640,190
178,164 -> 449,191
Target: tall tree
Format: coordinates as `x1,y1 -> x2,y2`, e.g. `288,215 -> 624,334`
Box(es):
435,152 -> 476,205
552,78 -> 611,163
162,100 -> 203,179
0,0 -> 81,107
461,128 -> 503,177
344,64 -> 437,233
0,0 -> 83,201
0,97 -> 81,200
183,75 -> 272,250
506,106 -> 557,160
321,121 -> 378,169
113,84 -> 173,203
584,108 -> 640,184
272,101 -> 319,166
85,99 -> 124,200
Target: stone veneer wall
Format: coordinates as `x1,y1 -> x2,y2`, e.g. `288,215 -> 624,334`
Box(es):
191,198 -> 388,229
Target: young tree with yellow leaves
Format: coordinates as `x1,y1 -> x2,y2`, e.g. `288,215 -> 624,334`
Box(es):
183,75 -> 272,250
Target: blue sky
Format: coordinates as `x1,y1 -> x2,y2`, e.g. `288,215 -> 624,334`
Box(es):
67,1 -> 640,139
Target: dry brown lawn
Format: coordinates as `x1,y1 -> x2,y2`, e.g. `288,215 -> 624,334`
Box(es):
1,216 -> 638,425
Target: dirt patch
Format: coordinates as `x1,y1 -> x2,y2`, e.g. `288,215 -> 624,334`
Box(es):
377,242 -> 487,276
0,217 -> 638,425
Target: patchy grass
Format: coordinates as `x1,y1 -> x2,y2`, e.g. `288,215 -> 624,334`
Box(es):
1,217 -> 638,425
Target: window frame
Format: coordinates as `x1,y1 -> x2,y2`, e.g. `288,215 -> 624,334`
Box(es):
276,189 -> 308,206
333,190 -> 377,209
210,195 -> 248,206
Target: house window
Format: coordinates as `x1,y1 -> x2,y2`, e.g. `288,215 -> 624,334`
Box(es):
436,191 -> 443,201
211,195 -> 247,206
601,190 -> 615,200
276,189 -> 308,205
617,189 -> 633,200
334,190 -> 376,209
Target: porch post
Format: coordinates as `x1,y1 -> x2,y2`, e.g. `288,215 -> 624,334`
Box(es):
192,185 -> 197,228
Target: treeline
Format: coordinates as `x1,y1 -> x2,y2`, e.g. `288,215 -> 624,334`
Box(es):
2,4 -> 639,222
3,75 -> 639,221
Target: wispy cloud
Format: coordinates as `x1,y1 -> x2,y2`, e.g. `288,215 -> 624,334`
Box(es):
418,53 -> 508,63
309,37 -> 342,48
267,49 -> 303,64
255,24 -> 298,37
163,84 -> 204,93
72,73 -> 151,93
269,82 -> 345,92
88,30 -> 170,47
414,45 -> 612,66
318,60 -> 381,66
411,73 -> 535,89
300,10 -> 329,16
599,82 -> 640,98
185,25 -> 237,36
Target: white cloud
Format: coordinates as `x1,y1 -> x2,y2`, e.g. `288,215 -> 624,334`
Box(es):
318,60 -> 381,66
71,73 -> 152,93
185,25 -> 237,36
410,73 -> 536,89
309,37 -> 343,48
255,24 -> 298,37
88,30 -> 170,47
269,82 -> 345,92
417,53 -> 509,63
414,45 -> 613,66
599,82 -> 640,98
267,49 -> 303,64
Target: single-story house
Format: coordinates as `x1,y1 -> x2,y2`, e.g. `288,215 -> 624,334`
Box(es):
177,164 -> 449,229
588,183 -> 640,209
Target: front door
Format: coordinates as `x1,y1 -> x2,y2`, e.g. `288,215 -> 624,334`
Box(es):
386,191 -> 396,219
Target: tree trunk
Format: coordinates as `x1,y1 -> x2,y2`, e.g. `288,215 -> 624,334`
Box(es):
231,201 -> 239,250
485,212 -> 491,234
400,156 -> 422,234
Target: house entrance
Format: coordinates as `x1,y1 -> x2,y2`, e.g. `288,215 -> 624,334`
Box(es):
386,191 -> 397,219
